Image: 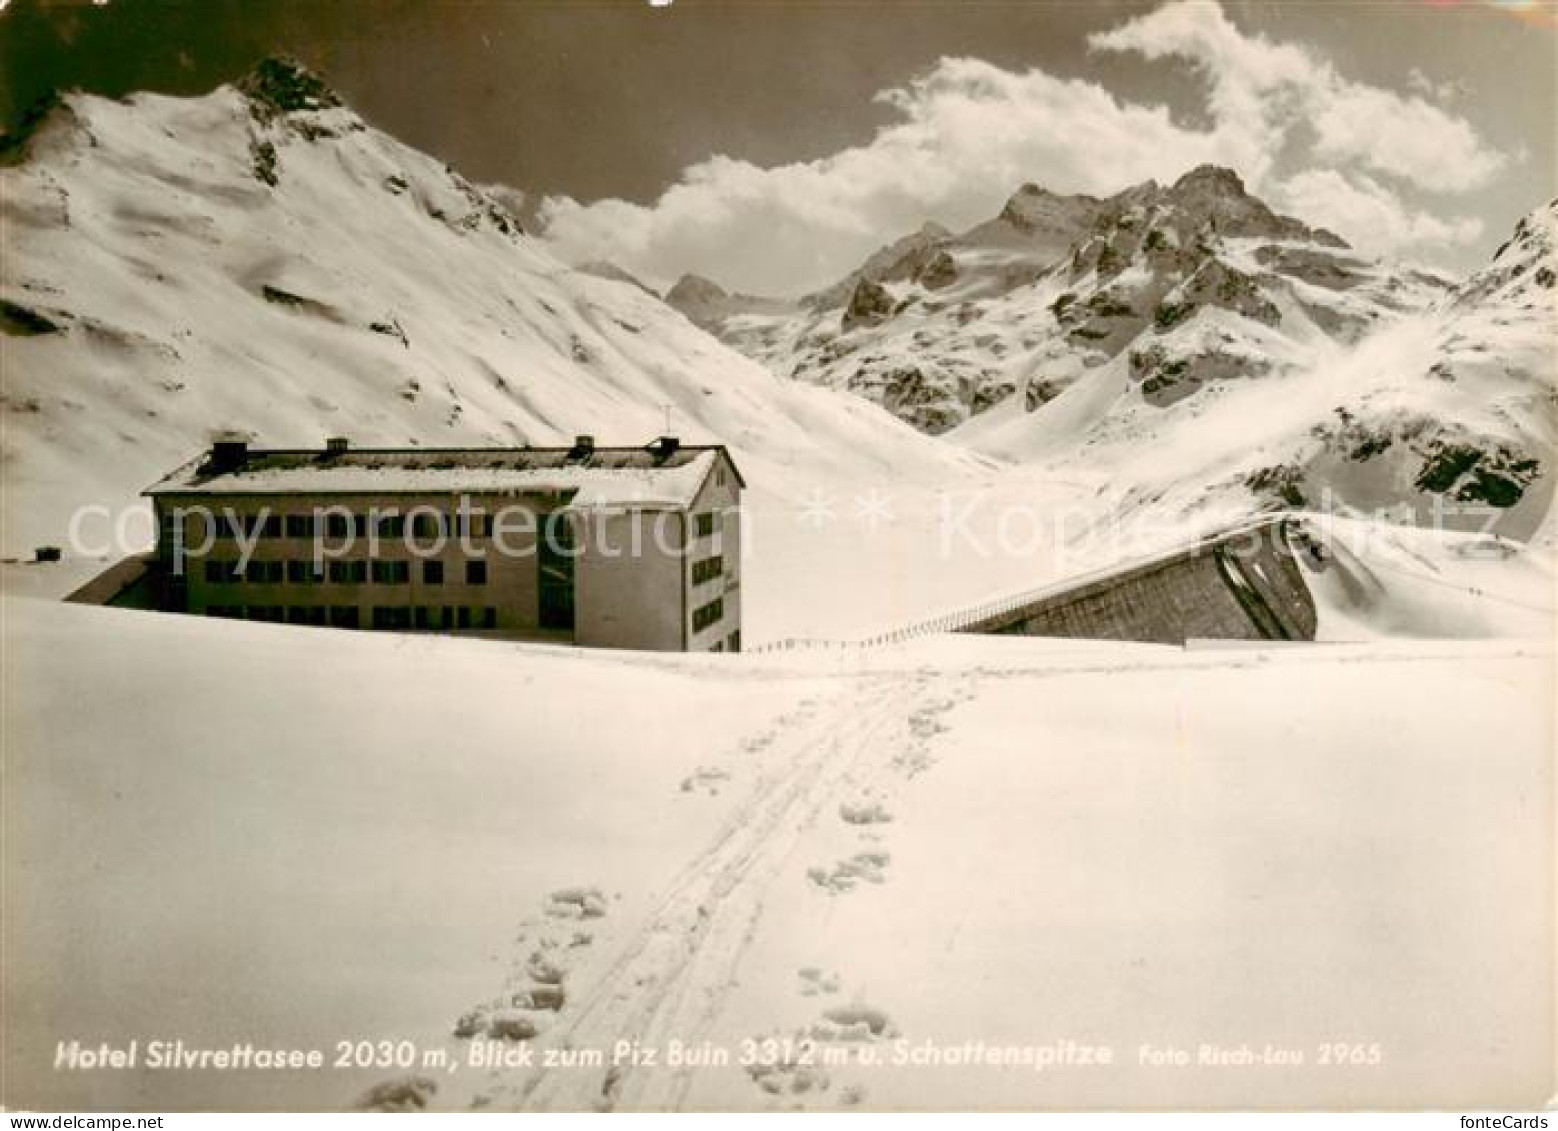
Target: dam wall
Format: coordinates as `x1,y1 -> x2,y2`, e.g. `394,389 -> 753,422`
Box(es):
962,520 -> 1318,645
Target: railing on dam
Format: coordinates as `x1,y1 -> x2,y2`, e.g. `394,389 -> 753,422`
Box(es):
750,514 -> 1304,655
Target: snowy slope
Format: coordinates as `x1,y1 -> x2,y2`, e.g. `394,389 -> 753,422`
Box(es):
0,61 -> 973,556
3,595 -> 1550,1111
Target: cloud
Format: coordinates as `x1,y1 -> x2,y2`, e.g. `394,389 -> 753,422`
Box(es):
540,1 -> 1506,295
1406,66 -> 1470,105
1273,170 -> 1484,258
540,58 -> 1236,297
1089,0 -> 1504,193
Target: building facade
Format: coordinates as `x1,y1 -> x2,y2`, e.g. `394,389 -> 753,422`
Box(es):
143,436 -> 744,652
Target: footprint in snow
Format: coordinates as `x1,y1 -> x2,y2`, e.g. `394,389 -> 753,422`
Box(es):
807,851 -> 890,894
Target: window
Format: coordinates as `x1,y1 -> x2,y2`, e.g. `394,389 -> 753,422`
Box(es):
287,560 -> 323,585
372,606 -> 412,630
466,560 -> 487,585
158,511 -> 181,558
412,512 -> 446,539
726,630 -> 741,653
375,514 -> 406,540
204,559 -> 238,584
694,513 -> 717,539
483,606 -> 497,629
372,560 -> 410,584
244,559 -> 284,585
329,560 -> 368,585
288,606 -> 325,625
285,514 -> 314,539
692,555 -> 723,585
457,606 -> 473,628
413,607 -> 430,629
330,606 -> 360,628
423,560 -> 444,585
692,597 -> 724,633
242,514 -> 281,540
246,605 -> 285,622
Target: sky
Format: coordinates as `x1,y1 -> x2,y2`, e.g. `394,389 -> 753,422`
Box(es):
2,0 -> 1554,295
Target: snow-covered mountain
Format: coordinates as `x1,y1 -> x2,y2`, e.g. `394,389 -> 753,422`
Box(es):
663,164 -> 1553,539
0,60 -> 972,554
955,198 -> 1557,539
670,165 -> 1449,435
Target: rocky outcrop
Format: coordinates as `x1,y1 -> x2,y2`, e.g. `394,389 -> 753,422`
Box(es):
841,277 -> 896,332
238,56 -> 342,118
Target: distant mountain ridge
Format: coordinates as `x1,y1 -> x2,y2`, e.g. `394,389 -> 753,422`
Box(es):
665,163 -> 1380,434
661,168 -> 1553,537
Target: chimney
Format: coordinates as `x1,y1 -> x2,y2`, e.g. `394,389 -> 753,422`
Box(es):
325,436 -> 350,456
210,436 -> 249,472
651,435 -> 680,461
567,434 -> 595,461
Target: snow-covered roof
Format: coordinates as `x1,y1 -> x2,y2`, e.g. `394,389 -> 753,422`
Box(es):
144,444 -> 738,511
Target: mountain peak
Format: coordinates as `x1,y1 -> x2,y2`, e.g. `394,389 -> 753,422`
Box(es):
1171,164 -> 1247,197
665,273 -> 729,304
238,56 -> 342,116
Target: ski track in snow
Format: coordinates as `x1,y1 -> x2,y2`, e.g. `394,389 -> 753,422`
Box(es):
452,668 -> 974,1112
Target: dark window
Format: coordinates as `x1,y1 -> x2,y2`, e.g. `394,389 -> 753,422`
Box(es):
693,597 -> 724,632
483,606 -> 497,629
423,560 -> 444,584
375,514 -> 405,540
413,607 -> 430,629
329,560 -> 368,585
287,560 -> 323,584
243,514 -> 281,540
247,604 -> 285,622
285,514 -> 313,539
726,630 -> 741,653
466,560 -> 487,585
695,512 -> 717,538
204,559 -> 237,584
538,512 -> 575,631
329,605 -> 360,628
326,513 -> 352,539
457,606 -> 473,628
244,559 -> 283,585
692,555 -> 723,585
412,512 -> 446,539
372,560 -> 410,584
372,606 -> 412,630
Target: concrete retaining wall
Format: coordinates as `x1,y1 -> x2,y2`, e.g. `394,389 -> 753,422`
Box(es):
963,521 -> 1317,645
